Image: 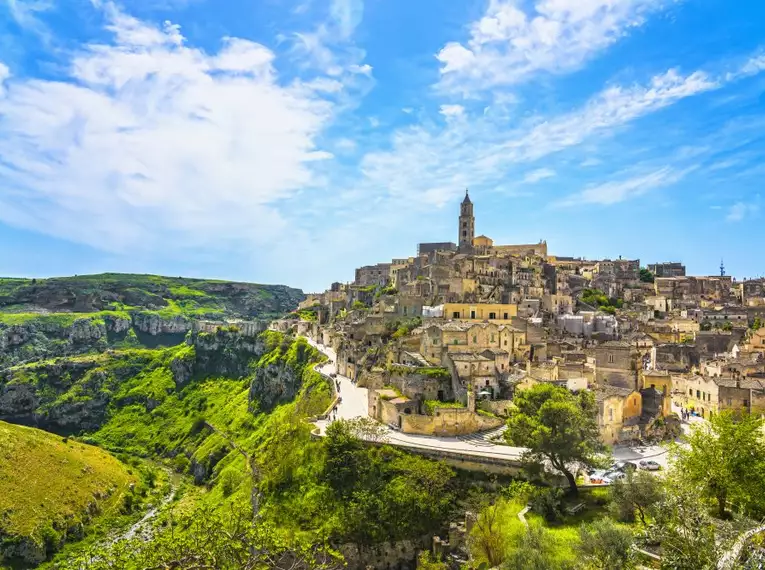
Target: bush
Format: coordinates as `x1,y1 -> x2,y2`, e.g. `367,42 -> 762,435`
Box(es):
502,480 -> 535,503
529,487 -> 565,523
578,518 -> 635,570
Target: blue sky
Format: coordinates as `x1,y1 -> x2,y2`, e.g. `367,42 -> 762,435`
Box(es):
0,0 -> 764,292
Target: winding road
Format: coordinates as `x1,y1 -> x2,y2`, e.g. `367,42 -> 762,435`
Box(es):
305,337 -> 672,469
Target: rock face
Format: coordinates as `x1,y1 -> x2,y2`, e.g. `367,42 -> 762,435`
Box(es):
249,362 -> 303,411
131,313 -> 192,336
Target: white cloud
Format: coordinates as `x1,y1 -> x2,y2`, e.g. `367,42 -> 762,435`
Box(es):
523,168 -> 556,183
439,104 -> 465,117
555,166 -> 691,206
580,157 -> 601,167
330,0 -> 364,40
437,0 -> 669,93
356,67 -> 734,210
0,5 -> 339,254
726,201 -> 760,222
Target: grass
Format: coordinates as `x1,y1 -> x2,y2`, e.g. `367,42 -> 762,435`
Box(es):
470,488 -> 630,568
0,421 -> 136,553
0,310 -> 131,327
423,399 -> 465,415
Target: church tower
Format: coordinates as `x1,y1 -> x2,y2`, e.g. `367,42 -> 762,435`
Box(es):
458,189 -> 475,253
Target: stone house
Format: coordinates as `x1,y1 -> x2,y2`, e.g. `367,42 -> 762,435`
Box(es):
640,370 -> 673,417
597,386 -> 643,444
675,375 -> 720,419
594,341 -> 638,389
416,322 -> 527,366
748,328 -> 765,353
443,302 -> 518,322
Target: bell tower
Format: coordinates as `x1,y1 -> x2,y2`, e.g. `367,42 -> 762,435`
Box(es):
458,189 -> 474,253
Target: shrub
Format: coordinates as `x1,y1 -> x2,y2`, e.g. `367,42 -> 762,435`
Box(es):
529,487 -> 565,523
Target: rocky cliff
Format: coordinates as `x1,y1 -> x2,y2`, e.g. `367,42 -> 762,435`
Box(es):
0,273 -> 305,367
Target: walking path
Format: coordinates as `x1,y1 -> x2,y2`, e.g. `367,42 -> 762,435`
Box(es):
305,337 -> 673,469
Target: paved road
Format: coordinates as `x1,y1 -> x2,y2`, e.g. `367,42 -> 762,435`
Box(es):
305,337 -> 678,469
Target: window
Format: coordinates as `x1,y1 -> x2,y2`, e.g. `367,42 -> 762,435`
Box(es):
609,408 -> 613,421
608,354 -> 614,364
696,390 -> 700,398
433,339 -> 439,345
453,339 -> 458,345
453,311 -> 460,318
744,399 -> 750,408
489,312 -> 497,319
689,388 -> 693,396
504,312 -> 509,319
490,334 -> 495,342
470,310 -> 476,319
472,335 -> 477,344
504,340 -> 508,346
485,380 -> 490,386
501,364 -> 505,369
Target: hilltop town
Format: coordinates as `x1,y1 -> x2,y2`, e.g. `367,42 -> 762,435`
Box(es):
282,190 -> 765,446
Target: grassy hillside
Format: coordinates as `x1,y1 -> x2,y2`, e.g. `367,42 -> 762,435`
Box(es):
0,421 -> 136,568
0,273 -> 304,321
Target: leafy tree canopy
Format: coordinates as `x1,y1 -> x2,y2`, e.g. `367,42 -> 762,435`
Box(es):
505,383 -> 607,494
671,411 -> 765,519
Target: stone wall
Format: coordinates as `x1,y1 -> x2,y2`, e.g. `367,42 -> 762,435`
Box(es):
401,407 -> 502,436
338,536 -> 430,570
388,372 -> 453,401
478,399 -> 514,417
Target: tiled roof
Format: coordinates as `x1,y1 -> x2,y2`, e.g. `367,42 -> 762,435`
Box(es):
449,353 -> 492,362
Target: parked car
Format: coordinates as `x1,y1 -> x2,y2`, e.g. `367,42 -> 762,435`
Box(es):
639,460 -> 662,471
606,470 -> 626,481
612,461 -> 638,473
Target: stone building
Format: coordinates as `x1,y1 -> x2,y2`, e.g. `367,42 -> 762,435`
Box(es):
458,190 -> 475,253
594,341 -> 638,389
354,263 -> 392,287
442,302 -> 518,322
416,321 -> 527,365
648,262 -> 686,278
597,386 -> 642,445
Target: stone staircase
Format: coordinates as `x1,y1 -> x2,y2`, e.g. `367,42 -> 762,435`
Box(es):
458,425 -> 508,447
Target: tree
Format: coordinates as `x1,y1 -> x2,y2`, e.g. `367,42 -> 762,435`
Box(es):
467,493 -> 509,567
609,470 -> 665,525
649,485 -> 724,570
671,411 -> 765,519
60,505 -> 343,570
505,383 -> 607,494
578,518 -> 636,570
639,268 -> 655,283
752,317 -> 762,331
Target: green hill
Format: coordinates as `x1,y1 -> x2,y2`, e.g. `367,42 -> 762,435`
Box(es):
0,421 -> 136,568
0,273 -> 304,367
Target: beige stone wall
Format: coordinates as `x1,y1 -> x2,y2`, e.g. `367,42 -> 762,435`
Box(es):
444,303 -> 518,321
479,399 -> 514,417
401,408 -> 503,436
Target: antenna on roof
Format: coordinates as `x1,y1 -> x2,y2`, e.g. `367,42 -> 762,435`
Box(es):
720,259 -> 726,277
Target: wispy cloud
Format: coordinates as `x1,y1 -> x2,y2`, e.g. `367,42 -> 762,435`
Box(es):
0,4 -> 341,255
436,0 -> 671,94
523,168 -> 556,183
4,0 -> 54,40
555,166 -> 692,207
726,200 -> 760,222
